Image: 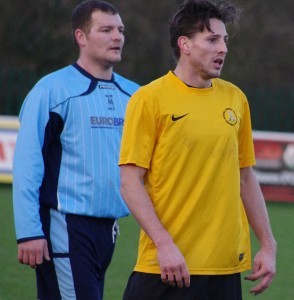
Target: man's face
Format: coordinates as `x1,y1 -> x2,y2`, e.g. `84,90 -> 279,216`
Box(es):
81,10 -> 125,68
185,18 -> 228,82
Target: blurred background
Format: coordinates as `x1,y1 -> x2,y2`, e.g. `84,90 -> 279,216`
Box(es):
0,0 -> 293,131
0,1 -> 293,299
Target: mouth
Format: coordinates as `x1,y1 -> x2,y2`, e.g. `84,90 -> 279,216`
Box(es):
109,46 -> 121,52
213,58 -> 224,69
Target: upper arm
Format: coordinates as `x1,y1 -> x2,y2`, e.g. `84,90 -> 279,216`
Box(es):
240,166 -> 254,192
120,164 -> 147,186
240,166 -> 252,184
240,166 -> 262,201
240,166 -> 257,185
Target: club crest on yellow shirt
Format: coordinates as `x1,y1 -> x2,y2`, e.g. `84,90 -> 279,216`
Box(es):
223,108 -> 237,126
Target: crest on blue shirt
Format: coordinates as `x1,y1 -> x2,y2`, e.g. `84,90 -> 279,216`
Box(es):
99,84 -> 115,90
106,94 -> 115,111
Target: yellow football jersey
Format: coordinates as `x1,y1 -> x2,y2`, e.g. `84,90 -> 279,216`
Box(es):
119,71 -> 256,275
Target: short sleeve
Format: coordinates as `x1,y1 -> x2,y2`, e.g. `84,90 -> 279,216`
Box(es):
238,94 -> 256,168
119,91 -> 158,169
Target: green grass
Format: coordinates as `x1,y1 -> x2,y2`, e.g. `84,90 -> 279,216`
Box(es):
1,184 -> 293,299
0,184 -> 36,300
242,201 -> 294,300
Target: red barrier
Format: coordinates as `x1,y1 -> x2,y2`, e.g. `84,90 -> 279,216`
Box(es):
253,131 -> 294,202
1,118 -> 294,202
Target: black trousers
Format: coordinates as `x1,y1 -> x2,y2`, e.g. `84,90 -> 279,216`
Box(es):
123,271 -> 242,300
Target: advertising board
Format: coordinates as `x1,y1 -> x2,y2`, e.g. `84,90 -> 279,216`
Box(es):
253,131 -> 294,202
0,116 -> 19,183
1,117 -> 293,202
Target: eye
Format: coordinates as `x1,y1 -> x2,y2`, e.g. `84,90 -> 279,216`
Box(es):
209,38 -> 218,43
100,27 -> 112,33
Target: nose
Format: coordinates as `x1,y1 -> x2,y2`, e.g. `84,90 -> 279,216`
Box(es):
220,40 -> 228,54
113,28 -> 123,41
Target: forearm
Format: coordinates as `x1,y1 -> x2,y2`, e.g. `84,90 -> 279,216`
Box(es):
120,164 -> 190,287
241,167 -> 277,294
240,167 -> 276,250
13,148 -> 44,240
120,165 -> 173,247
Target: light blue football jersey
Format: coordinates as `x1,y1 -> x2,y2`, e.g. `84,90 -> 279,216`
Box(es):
13,64 -> 139,241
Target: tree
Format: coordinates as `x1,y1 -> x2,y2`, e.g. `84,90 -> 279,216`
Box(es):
0,0 -> 293,130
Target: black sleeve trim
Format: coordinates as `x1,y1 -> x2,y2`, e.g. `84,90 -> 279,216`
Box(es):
17,236 -> 45,244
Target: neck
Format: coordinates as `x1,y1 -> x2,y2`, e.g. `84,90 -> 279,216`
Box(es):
76,57 -> 113,80
174,65 -> 212,88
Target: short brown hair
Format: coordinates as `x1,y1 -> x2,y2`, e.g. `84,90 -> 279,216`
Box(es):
71,0 -> 118,45
169,0 -> 240,60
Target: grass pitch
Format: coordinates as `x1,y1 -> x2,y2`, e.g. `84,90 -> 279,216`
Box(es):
1,184 -> 293,299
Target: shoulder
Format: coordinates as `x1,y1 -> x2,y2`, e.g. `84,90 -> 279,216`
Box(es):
113,73 -> 140,96
214,78 -> 247,98
126,75 -> 168,115
37,65 -> 90,91
28,65 -> 93,106
133,74 -> 167,98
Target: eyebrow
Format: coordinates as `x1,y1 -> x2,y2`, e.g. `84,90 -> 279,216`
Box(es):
99,25 -> 125,30
208,33 -> 229,40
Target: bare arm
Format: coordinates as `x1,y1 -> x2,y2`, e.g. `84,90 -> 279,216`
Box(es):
18,239 -> 50,269
120,164 -> 190,288
240,166 -> 277,295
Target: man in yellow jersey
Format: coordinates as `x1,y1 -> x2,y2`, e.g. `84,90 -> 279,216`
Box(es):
119,0 -> 276,299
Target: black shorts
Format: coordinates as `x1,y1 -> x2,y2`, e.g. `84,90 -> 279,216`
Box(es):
123,271 -> 242,300
36,207 -> 118,300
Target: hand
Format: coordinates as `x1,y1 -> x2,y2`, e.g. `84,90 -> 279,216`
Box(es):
157,241 -> 190,288
18,239 -> 50,269
245,247 -> 276,295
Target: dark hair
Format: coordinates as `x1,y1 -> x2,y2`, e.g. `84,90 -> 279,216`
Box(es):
169,0 -> 240,59
71,0 -> 118,45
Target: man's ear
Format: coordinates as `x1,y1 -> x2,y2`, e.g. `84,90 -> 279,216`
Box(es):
75,29 -> 87,47
178,36 -> 190,55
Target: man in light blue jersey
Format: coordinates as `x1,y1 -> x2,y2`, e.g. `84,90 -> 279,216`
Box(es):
13,1 -> 139,299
